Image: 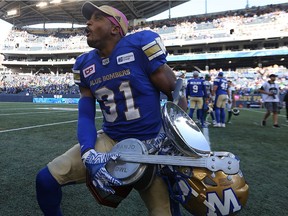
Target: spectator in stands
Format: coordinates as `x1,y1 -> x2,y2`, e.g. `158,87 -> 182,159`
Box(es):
259,74 -> 281,128
0,72 -> 79,96
35,2 -> 186,216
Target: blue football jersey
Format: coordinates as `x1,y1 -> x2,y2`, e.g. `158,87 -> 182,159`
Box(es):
213,77 -> 228,95
186,78 -> 207,97
73,30 -> 167,141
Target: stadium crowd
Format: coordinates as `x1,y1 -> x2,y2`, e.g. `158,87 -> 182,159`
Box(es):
1,3 -> 288,52
0,72 -> 79,96
1,65 -> 287,98
0,3 -> 287,98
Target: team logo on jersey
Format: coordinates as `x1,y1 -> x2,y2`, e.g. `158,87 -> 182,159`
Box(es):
102,58 -> 109,65
83,64 -> 95,78
117,52 -> 135,65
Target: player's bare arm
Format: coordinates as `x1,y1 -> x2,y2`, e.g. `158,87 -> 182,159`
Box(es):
149,64 -> 176,101
149,64 -> 187,110
79,86 -> 94,98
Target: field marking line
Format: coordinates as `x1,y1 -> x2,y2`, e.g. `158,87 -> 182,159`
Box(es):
0,107 -> 76,111
0,110 -> 75,116
0,117 -> 102,133
254,121 -> 288,128
0,108 -> 101,116
37,107 -> 78,111
243,108 -> 286,118
253,121 -> 260,126
0,108 -> 41,111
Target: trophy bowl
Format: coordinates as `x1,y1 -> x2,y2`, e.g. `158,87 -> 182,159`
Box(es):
162,101 -> 211,157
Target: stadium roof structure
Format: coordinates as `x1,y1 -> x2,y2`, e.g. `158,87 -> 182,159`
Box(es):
0,0 -> 189,28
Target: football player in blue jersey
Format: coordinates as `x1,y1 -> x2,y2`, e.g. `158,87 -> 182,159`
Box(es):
186,71 -> 207,127
212,72 -> 229,127
203,74 -> 216,126
35,2 -> 186,216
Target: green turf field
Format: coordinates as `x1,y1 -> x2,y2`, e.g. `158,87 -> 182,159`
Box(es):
0,102 -> 287,216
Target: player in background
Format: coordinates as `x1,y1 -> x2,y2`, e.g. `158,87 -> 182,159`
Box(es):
177,71 -> 188,108
196,74 -> 204,124
212,72 -> 229,127
186,71 -> 207,128
35,2 -> 186,216
203,74 -> 216,126
226,80 -> 235,124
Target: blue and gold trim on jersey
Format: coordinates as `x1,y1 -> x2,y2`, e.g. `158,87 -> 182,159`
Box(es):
73,69 -> 81,84
142,37 -> 166,61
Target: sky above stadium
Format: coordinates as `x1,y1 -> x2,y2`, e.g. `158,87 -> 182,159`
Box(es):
147,0 -> 288,21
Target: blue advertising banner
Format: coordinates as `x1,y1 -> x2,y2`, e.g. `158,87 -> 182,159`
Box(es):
33,98 -> 79,104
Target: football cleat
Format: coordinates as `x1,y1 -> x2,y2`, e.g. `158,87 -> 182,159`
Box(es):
213,123 -> 221,127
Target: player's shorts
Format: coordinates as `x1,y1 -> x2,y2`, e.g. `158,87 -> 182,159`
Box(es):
47,130 -> 171,216
189,96 -> 204,109
215,94 -> 228,108
264,102 -> 279,113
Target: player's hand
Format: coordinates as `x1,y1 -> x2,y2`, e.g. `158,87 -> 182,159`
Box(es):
82,149 -> 122,194
145,132 -> 167,154
152,132 -> 166,150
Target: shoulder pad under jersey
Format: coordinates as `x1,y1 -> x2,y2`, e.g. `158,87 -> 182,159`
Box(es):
126,30 -> 167,61
72,50 -> 94,84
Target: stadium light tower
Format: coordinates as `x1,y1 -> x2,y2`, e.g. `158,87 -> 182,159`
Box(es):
168,0 -> 171,19
246,0 -> 249,8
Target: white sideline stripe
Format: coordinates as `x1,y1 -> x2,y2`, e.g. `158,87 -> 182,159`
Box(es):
254,121 -> 288,127
37,107 -> 78,111
243,108 -> 286,118
36,107 -> 102,112
0,110 -> 73,116
1,108 -> 41,111
0,117 -> 102,133
0,108 -> 101,116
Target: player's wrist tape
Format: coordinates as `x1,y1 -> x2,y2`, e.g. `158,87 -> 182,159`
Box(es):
78,97 -> 97,155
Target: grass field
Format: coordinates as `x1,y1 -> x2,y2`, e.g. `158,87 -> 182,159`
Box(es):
0,102 -> 287,216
